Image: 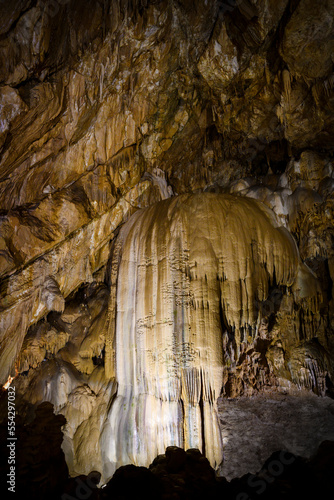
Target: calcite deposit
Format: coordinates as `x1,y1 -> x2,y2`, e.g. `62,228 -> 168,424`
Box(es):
0,0 -> 333,489
101,192 -> 320,478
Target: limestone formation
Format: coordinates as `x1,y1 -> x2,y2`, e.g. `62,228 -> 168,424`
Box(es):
0,0 -> 333,489
101,192 -> 320,479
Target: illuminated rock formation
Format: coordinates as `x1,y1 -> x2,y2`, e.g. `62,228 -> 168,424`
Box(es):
0,0 -> 333,489
100,192 -> 319,479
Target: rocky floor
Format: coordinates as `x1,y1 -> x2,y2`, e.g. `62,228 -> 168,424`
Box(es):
218,391 -> 334,479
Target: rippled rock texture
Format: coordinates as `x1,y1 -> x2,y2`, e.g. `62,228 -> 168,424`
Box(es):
0,0 -> 334,488
101,192 -> 319,477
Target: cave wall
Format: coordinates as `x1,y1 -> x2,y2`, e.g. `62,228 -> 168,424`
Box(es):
0,0 -> 334,485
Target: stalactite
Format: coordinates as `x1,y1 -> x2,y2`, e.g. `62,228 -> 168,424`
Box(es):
101,193 -> 319,480
282,68 -> 291,105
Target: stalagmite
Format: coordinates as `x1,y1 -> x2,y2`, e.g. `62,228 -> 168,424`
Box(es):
101,192 -> 318,481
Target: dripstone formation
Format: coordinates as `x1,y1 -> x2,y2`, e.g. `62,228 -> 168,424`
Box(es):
0,0 -> 333,493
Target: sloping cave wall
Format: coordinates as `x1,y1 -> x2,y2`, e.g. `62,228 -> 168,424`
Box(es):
0,0 -> 334,490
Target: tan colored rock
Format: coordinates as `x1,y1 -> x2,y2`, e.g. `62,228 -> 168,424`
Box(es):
280,0 -> 334,79
198,21 -> 239,92
102,192 -> 319,480
287,151 -> 328,191
12,281 -> 115,480
0,86 -> 28,149
0,0 -> 333,486
0,181 -> 154,384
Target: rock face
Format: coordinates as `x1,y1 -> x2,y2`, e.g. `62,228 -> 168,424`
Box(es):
101,192 -> 319,477
0,0 -> 333,489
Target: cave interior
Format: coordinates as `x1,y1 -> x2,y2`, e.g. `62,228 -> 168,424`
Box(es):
0,0 -> 334,498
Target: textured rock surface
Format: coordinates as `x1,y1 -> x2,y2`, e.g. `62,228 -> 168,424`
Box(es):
101,192 -> 319,478
7,282 -> 116,478
0,0 -> 333,488
218,392 -> 334,480
0,181 -> 156,384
